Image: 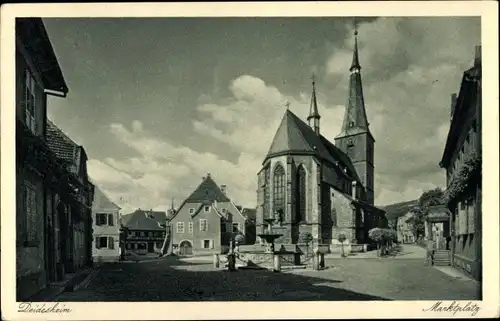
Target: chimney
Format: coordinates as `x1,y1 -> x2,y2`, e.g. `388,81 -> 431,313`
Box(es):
474,45 -> 481,67
221,184 -> 227,195
450,93 -> 457,118
207,172 -> 211,178
351,181 -> 357,199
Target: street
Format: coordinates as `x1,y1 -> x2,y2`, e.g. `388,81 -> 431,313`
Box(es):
55,250 -> 480,301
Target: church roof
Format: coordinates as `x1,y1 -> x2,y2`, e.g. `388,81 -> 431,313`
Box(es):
92,185 -> 121,211
265,109 -> 360,182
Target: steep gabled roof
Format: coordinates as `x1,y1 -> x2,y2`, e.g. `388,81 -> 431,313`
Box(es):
185,175 -> 230,203
265,109 -> 361,183
168,174 -> 231,221
16,18 -> 68,95
46,119 -> 78,164
122,209 -> 167,231
92,186 -> 120,211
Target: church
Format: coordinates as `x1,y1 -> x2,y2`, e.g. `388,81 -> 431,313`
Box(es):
255,28 -> 387,247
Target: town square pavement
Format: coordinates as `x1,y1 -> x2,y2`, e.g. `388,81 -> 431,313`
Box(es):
55,250 -> 480,301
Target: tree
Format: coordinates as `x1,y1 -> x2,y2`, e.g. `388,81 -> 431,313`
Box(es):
409,187 -> 445,238
337,233 -> 347,257
369,228 -> 385,257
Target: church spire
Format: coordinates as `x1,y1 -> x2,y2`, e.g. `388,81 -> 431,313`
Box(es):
337,18 -> 371,138
350,19 -> 361,72
307,73 -> 321,134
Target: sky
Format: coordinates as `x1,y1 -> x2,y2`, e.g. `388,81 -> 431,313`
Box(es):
42,17 -> 481,214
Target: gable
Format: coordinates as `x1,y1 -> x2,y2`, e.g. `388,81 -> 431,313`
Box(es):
92,186 -> 120,211
168,175 -> 231,221
185,176 -> 230,203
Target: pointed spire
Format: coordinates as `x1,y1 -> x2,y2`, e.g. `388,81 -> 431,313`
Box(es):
350,18 -> 361,72
336,18 -> 371,139
307,73 -> 321,134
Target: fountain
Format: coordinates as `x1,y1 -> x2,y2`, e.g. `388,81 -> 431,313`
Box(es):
257,217 -> 283,253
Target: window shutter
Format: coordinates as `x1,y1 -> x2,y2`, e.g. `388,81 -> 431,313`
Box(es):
108,214 -> 114,226
95,237 -> 100,249
109,237 -> 115,249
210,240 -> 214,249
201,240 -> 204,248
95,214 -> 100,226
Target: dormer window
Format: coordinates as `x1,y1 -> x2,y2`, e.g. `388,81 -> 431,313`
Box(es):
204,206 -> 211,213
221,208 -> 227,214
189,208 -> 195,214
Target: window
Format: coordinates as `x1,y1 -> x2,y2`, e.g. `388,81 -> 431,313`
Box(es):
95,213 -> 108,226
140,231 -> 146,237
221,208 -> 227,214
176,222 -> 185,233
263,166 -> 271,218
460,202 -> 466,210
296,166 -> 307,223
202,240 -> 212,249
24,180 -> 37,243
200,219 -> 208,231
189,208 -> 195,214
349,121 -> 355,128
95,237 -> 108,249
232,223 -> 240,233
108,214 -> 114,226
204,206 -> 211,212
24,69 -> 37,134
273,164 -> 285,217
188,222 -> 193,233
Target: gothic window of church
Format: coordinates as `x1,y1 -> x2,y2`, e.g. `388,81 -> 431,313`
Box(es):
264,166 -> 270,218
296,166 -> 307,223
273,164 -> 285,218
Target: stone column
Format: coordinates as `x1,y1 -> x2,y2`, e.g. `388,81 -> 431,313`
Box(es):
273,254 -> 281,272
213,254 -> 219,268
311,161 -> 322,244
285,156 -> 293,242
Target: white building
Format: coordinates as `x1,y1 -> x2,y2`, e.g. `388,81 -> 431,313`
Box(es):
397,212 -> 416,244
92,186 -> 121,263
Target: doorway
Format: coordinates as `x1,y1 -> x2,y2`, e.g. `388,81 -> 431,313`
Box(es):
179,240 -> 193,255
147,242 -> 154,253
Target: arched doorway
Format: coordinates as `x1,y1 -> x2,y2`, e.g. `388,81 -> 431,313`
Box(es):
179,240 -> 193,256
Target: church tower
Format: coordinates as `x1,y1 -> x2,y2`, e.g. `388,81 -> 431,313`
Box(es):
334,21 -> 375,205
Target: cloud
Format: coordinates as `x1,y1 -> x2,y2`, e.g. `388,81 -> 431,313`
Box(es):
87,17 -> 480,211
